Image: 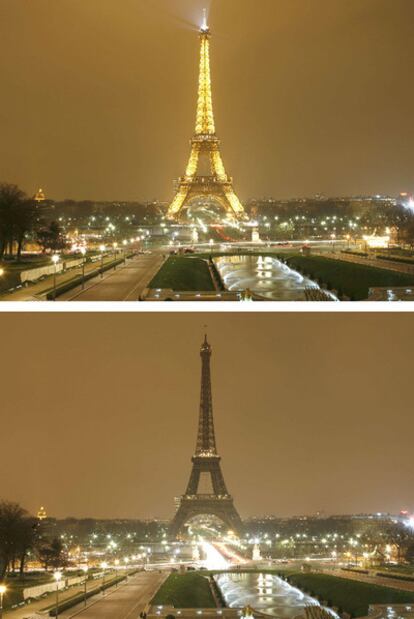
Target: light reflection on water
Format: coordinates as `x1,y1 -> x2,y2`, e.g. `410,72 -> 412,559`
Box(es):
216,573 -> 326,619
214,256 -> 324,301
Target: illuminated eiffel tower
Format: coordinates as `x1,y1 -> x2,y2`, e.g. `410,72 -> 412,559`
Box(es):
167,11 -> 246,221
170,336 -> 243,538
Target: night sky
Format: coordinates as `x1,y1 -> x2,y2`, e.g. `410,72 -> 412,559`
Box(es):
2,312 -> 413,520
1,0 -> 413,201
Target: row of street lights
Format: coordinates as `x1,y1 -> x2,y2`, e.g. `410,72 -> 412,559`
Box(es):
0,235 -> 144,300
50,240 -> 126,298
52,565 -> 89,619
0,234 -> 144,298
0,558 -> 133,619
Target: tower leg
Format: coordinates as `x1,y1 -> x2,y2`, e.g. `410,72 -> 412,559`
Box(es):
168,185 -> 190,219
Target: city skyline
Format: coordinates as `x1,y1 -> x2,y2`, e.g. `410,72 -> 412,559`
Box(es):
2,312 -> 414,520
1,0 -> 414,202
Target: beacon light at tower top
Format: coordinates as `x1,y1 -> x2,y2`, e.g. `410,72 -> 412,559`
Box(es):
201,8 -> 209,33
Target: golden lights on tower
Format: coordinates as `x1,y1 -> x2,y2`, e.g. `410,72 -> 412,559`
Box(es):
195,29 -> 215,135
166,11 -> 246,221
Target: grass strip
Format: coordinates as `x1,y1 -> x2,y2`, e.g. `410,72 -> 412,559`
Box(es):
280,254 -> 414,300
285,572 -> 414,618
151,573 -> 216,608
150,257 -> 215,292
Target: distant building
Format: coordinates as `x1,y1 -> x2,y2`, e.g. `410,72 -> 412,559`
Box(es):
34,188 -> 46,203
37,506 -> 47,520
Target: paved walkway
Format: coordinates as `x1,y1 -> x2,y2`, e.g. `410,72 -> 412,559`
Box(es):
327,568 -> 414,592
59,571 -> 165,619
4,575 -> 109,619
59,254 -> 164,301
317,252 -> 414,275
0,256 -> 123,302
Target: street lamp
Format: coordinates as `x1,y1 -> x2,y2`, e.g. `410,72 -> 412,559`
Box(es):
53,571 -> 62,619
99,245 -> 106,278
51,254 -> 60,301
124,557 -> 129,581
80,247 -> 87,290
113,242 -> 118,269
114,559 -> 120,587
101,562 -> 108,595
82,565 -> 88,607
0,584 -> 7,619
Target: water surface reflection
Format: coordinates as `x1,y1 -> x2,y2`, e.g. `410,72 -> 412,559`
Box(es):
216,573 -> 325,619
214,256 -> 329,301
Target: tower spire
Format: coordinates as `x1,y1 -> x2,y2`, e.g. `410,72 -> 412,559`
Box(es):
196,18 -> 215,135
196,335 -> 217,455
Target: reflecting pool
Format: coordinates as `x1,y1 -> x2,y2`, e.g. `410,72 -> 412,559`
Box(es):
216,572 -> 332,619
214,256 -> 333,301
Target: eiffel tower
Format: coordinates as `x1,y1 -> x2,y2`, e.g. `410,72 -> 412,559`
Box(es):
166,11 -> 246,221
170,335 -> 243,538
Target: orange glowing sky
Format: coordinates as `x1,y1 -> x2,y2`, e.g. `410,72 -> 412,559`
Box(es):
1,312 -> 413,520
0,0 -> 413,201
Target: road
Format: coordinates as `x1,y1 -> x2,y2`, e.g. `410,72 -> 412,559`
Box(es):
59,572 -> 165,619
0,255 -> 122,302
4,575 -> 112,619
59,254 -> 164,302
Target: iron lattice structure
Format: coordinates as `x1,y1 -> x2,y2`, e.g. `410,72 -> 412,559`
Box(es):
166,20 -> 246,221
170,336 -> 243,538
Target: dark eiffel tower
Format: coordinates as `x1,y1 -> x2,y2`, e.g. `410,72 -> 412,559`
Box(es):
170,336 -> 243,538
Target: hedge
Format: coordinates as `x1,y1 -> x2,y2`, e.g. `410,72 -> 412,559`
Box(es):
376,255 -> 414,265
376,572 -> 414,583
46,258 -> 125,300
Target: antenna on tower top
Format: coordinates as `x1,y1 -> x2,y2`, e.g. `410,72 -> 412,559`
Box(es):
201,8 -> 208,32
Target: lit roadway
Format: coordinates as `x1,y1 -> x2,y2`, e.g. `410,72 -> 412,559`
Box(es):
60,571 -> 166,619
59,254 -> 164,301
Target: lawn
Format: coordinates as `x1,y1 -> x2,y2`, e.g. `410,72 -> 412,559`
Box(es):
280,254 -> 414,300
285,572 -> 414,618
152,573 -> 216,608
150,257 -> 215,292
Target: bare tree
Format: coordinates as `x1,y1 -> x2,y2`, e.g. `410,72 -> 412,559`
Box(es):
14,199 -> 38,259
16,516 -> 38,577
37,537 -> 67,571
0,501 -> 32,579
37,221 -> 67,253
0,184 -> 37,259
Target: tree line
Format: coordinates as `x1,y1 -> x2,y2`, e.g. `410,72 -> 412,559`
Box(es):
0,183 -> 67,260
0,501 -> 66,580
